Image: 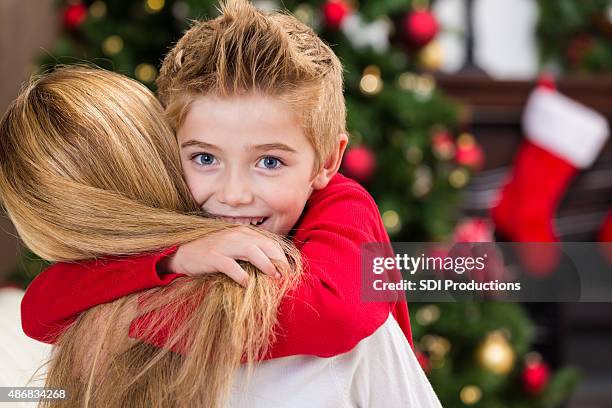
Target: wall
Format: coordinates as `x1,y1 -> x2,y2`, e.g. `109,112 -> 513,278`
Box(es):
0,0 -> 57,279
434,0 -> 540,79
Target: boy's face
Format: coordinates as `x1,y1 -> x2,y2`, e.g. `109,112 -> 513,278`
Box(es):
177,93 -> 321,235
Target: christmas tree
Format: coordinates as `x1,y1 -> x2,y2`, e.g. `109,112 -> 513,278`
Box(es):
42,0 -> 473,242
538,0 -> 612,73
410,302 -> 578,407
12,0 -> 579,406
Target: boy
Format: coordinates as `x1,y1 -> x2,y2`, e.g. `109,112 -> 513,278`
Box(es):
21,0 -> 412,359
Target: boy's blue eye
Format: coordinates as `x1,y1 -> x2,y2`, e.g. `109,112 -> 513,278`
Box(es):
193,153 -> 216,166
257,156 -> 283,170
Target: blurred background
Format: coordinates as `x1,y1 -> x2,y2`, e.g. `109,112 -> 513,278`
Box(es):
1,0 -> 611,406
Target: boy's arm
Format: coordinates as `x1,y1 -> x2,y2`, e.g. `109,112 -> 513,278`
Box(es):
128,182 -> 407,358
20,247 -> 182,343
22,179 -> 411,355
266,181 -> 412,359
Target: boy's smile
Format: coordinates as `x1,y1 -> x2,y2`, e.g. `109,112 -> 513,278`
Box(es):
177,92 -> 323,236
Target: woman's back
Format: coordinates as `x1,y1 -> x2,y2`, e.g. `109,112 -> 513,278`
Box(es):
2,294 -> 439,408
231,314 -> 441,408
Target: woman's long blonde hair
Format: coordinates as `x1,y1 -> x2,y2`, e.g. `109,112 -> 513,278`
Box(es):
0,66 -> 302,407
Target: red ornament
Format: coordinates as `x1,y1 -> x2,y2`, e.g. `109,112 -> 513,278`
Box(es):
451,219 -> 506,283
342,146 -> 376,182
322,0 -> 351,30
454,133 -> 484,170
522,360 -> 550,395
403,10 -> 439,48
453,218 -> 494,243
456,144 -> 484,169
63,3 -> 87,30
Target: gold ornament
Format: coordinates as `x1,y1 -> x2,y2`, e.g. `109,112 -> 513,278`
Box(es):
360,65 -> 383,95
89,1 -> 107,19
421,334 -> 451,360
398,72 -> 418,91
460,385 -> 482,405
418,40 -> 443,71
364,65 -> 381,76
449,168 -> 469,188
102,35 -> 123,56
415,304 -> 440,326
414,74 -> 435,100
431,358 -> 445,369
145,0 -> 165,13
360,74 -> 383,95
457,133 -> 476,149
412,165 -> 433,198
476,331 -> 515,375
432,139 -> 455,161
405,146 -> 423,164
382,210 -> 401,234
135,63 -> 157,83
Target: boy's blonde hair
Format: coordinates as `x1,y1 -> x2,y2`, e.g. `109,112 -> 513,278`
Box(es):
0,66 -> 302,407
157,0 -> 346,169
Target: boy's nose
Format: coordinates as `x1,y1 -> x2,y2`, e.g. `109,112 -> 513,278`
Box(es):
216,173 -> 254,206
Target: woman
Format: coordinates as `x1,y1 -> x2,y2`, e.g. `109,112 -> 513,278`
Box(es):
0,66 -> 440,407
0,66 -> 304,407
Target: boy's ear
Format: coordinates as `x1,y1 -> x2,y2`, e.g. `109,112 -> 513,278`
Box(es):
312,133 -> 349,190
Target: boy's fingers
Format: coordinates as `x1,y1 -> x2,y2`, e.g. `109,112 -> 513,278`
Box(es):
258,240 -> 291,272
234,227 -> 290,269
240,244 -> 279,278
235,225 -> 260,237
215,256 -> 249,287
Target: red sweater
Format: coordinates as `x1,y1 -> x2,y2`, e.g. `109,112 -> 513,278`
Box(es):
21,173 -> 412,358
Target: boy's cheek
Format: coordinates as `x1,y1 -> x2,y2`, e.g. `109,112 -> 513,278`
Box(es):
182,167 -> 212,194
184,177 -> 212,204
266,185 -> 308,207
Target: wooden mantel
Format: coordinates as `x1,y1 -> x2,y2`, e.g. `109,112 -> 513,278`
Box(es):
436,74 -> 612,124
433,73 -> 612,241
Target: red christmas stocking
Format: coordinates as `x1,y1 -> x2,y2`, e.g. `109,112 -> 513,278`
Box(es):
599,209 -> 612,264
492,83 -> 609,274
599,209 -> 612,242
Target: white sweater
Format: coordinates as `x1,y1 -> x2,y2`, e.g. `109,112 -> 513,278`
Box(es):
0,288 -> 50,407
1,288 -> 441,407
230,314 -> 442,408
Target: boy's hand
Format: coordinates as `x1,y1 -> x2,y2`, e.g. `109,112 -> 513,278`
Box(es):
162,226 -> 290,287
